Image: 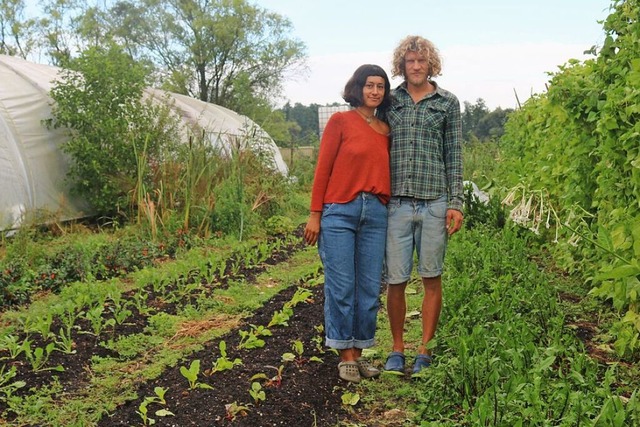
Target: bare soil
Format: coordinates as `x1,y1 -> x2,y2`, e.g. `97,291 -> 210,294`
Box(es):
1,229 -> 366,427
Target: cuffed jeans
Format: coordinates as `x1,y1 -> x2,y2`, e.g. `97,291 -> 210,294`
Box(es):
318,192 -> 387,350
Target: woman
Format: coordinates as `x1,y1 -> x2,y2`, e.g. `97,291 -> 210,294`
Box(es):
304,64 -> 391,383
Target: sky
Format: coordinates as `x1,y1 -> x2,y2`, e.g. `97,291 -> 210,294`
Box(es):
256,0 -> 613,110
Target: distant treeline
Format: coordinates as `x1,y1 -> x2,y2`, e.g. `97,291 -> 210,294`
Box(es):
277,98 -> 513,148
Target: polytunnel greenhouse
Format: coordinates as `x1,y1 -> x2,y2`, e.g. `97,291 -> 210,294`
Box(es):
0,54 -> 287,231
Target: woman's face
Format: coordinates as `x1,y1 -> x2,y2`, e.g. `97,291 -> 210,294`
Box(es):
362,76 -> 385,108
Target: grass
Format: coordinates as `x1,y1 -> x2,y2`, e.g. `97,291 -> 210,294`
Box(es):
355,224 -> 640,426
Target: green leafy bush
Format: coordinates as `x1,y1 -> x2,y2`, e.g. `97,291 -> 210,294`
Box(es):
47,44 -> 181,219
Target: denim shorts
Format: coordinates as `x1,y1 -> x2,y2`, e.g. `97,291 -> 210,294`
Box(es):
318,192 -> 387,349
384,195 -> 448,284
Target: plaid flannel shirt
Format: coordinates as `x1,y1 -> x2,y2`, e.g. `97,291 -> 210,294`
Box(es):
383,82 -> 464,212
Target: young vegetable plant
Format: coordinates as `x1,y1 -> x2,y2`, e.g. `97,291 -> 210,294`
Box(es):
21,312 -> 54,340
108,300 -> 133,325
207,341 -> 242,375
54,326 -> 75,354
0,365 -> 26,403
25,342 -> 64,372
252,365 -> 285,388
179,359 -> 213,390
0,335 -> 30,359
136,387 -> 174,426
248,381 -> 266,405
341,391 -> 360,411
311,324 -> 325,353
267,306 -> 293,327
237,324 -> 272,350
282,340 -> 322,367
287,287 -> 313,308
224,401 -> 249,422
135,398 -> 155,426
82,304 -> 107,336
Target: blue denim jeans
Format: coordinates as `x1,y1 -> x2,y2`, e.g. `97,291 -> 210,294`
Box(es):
318,192 -> 387,350
385,195 -> 448,284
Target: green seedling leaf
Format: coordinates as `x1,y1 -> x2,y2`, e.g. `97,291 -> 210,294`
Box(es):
341,392 -> 360,406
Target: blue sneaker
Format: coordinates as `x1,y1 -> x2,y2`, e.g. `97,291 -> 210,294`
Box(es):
383,351 -> 405,376
411,354 -> 433,378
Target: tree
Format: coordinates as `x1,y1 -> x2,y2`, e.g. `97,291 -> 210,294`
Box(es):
0,0 -> 38,58
461,98 -> 489,139
276,102 -> 319,147
461,98 -> 512,141
475,107 -> 512,140
100,0 -> 307,110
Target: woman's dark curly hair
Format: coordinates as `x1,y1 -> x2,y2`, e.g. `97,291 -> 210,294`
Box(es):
342,64 -> 392,111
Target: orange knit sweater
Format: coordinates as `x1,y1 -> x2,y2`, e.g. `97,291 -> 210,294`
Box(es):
310,110 -> 390,212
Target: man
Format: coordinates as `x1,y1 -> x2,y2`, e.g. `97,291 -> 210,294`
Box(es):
382,35 -> 464,377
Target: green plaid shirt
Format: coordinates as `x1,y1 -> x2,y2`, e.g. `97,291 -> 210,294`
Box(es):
384,81 -> 464,212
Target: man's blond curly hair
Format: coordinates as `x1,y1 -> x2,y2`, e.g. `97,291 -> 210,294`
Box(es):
391,35 -> 442,79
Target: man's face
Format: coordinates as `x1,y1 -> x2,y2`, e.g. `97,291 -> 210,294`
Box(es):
404,51 -> 429,87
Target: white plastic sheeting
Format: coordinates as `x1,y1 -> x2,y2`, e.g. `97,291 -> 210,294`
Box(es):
0,55 -> 287,230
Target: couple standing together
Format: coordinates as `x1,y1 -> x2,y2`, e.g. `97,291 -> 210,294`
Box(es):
303,35 -> 464,383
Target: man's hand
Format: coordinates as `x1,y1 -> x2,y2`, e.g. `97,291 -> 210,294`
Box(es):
446,209 -> 463,235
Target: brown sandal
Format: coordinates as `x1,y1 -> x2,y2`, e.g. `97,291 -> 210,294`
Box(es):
338,361 -> 361,383
356,357 -> 380,378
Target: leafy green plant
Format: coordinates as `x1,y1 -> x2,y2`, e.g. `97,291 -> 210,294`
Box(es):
136,387 -> 174,426
0,365 -> 26,403
0,335 -> 30,359
267,306 -> 293,327
224,401 -> 249,422
237,324 -> 272,350
341,391 -> 360,408
46,44 -> 181,217
21,312 -> 54,340
179,360 -> 213,390
282,340 -> 322,366
24,343 -> 64,373
287,287 -> 313,307
249,381 -> 266,405
250,363 -> 287,389
82,304 -> 108,336
108,301 -> 133,326
53,327 -> 75,355
207,341 -> 242,375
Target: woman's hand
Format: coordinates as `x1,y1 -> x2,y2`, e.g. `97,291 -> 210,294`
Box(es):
304,212 -> 321,245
